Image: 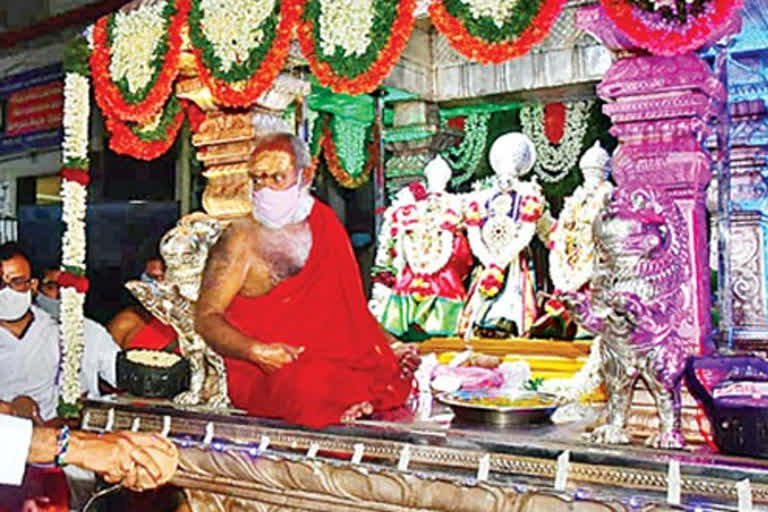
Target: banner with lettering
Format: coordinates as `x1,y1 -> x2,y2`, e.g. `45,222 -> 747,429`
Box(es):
0,64 -> 64,157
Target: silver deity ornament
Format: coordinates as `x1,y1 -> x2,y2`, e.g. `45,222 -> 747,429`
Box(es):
126,213 -> 231,408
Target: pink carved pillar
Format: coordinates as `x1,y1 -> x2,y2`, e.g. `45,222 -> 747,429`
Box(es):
576,6 -> 737,356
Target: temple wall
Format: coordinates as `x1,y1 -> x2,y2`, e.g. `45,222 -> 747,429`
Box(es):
383,2 -> 612,102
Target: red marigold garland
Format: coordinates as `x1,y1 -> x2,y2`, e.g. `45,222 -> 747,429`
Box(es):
105,96 -> 186,161
320,120 -> 378,188
90,0 -> 188,123
429,0 -> 566,64
190,0 -> 303,107
297,0 -> 417,95
600,0 -> 744,56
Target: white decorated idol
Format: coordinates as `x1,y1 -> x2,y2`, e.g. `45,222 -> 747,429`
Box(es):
548,141 -> 614,293
459,133 -> 546,339
373,155 -> 473,339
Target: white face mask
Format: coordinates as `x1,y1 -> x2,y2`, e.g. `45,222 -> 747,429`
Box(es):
0,288 -> 31,321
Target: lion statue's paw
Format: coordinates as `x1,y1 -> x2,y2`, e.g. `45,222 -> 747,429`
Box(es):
206,392 -> 231,409
646,431 -> 685,450
174,390 -> 201,406
589,424 -> 631,445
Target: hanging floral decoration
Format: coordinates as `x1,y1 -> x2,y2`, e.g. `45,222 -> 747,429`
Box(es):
520,100 -> 593,184
105,95 -> 186,160
189,0 -> 303,107
298,0 -> 417,94
90,0 -> 188,123
58,35 -> 92,418
600,0 -> 744,56
429,0 -> 566,64
440,112 -> 490,188
317,115 -> 377,188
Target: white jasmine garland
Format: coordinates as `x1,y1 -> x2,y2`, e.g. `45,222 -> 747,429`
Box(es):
59,287 -> 86,405
199,0 -> 275,73
318,0 -> 375,57
61,181 -> 87,269
521,100 -> 593,183
62,74 -> 90,162
465,181 -> 543,269
401,193 -> 462,276
460,0 -> 520,28
109,1 -> 168,95
59,62 -> 90,412
548,181 -> 613,292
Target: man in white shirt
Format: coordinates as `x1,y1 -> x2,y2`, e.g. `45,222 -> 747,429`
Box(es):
0,245 -> 121,421
0,243 -> 61,420
36,267 -> 120,398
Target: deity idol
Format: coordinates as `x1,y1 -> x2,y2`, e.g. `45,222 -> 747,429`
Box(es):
548,141 -> 614,293
376,155 -> 473,338
460,133 -> 546,338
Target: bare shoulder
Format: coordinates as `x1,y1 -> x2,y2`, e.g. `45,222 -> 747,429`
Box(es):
216,218 -> 255,248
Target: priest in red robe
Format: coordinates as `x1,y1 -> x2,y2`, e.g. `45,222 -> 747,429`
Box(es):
195,133 -> 418,429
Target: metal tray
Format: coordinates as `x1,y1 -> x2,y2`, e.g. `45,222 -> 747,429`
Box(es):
436,391 -> 559,427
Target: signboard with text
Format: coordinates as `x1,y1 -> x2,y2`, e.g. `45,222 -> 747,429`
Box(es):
0,64 -> 64,157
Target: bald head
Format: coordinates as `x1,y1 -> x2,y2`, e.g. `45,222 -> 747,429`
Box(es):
252,133 -> 310,172
249,133 -> 313,191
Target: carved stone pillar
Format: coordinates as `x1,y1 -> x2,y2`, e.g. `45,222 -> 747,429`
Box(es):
724,97 -> 768,350
384,100 -> 461,197
577,6 -> 732,356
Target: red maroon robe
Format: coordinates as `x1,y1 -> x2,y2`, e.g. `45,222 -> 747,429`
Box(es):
224,201 -> 413,428
126,317 -> 180,354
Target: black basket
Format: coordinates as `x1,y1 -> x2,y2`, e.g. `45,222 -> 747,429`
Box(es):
116,350 -> 190,399
685,355 -> 768,458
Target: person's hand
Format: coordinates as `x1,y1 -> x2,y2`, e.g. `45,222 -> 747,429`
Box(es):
9,396 -> 43,425
393,344 -> 420,379
251,342 -> 304,373
69,432 -> 178,492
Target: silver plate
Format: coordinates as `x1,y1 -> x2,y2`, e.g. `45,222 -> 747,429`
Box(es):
437,391 -> 559,427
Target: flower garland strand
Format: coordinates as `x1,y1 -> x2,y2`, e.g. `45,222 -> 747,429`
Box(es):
429,0 -> 566,64
104,95 -> 186,160
189,0 -> 303,107
600,0 -> 744,56
520,100 -> 593,184
90,0 -> 188,122
58,35 -> 92,418
440,112 -> 490,188
298,0 -> 417,94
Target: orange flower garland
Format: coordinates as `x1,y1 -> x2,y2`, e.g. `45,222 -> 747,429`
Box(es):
600,0 -> 744,56
105,98 -> 187,160
90,0 -> 188,123
429,0 -> 566,64
191,0 -> 304,107
297,0 -> 417,95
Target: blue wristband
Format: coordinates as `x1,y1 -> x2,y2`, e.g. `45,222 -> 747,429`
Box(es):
55,425 -> 71,467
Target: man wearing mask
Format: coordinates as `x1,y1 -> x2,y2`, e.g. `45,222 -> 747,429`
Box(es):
0,243 -> 61,421
195,133 -> 419,429
37,268 -> 119,398
0,244 -> 117,418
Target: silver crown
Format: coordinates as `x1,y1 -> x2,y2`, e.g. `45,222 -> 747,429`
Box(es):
489,132 -> 537,178
579,141 -> 610,172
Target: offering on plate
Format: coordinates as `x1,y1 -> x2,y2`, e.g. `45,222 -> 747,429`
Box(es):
437,389 -> 558,426
117,349 -> 191,399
